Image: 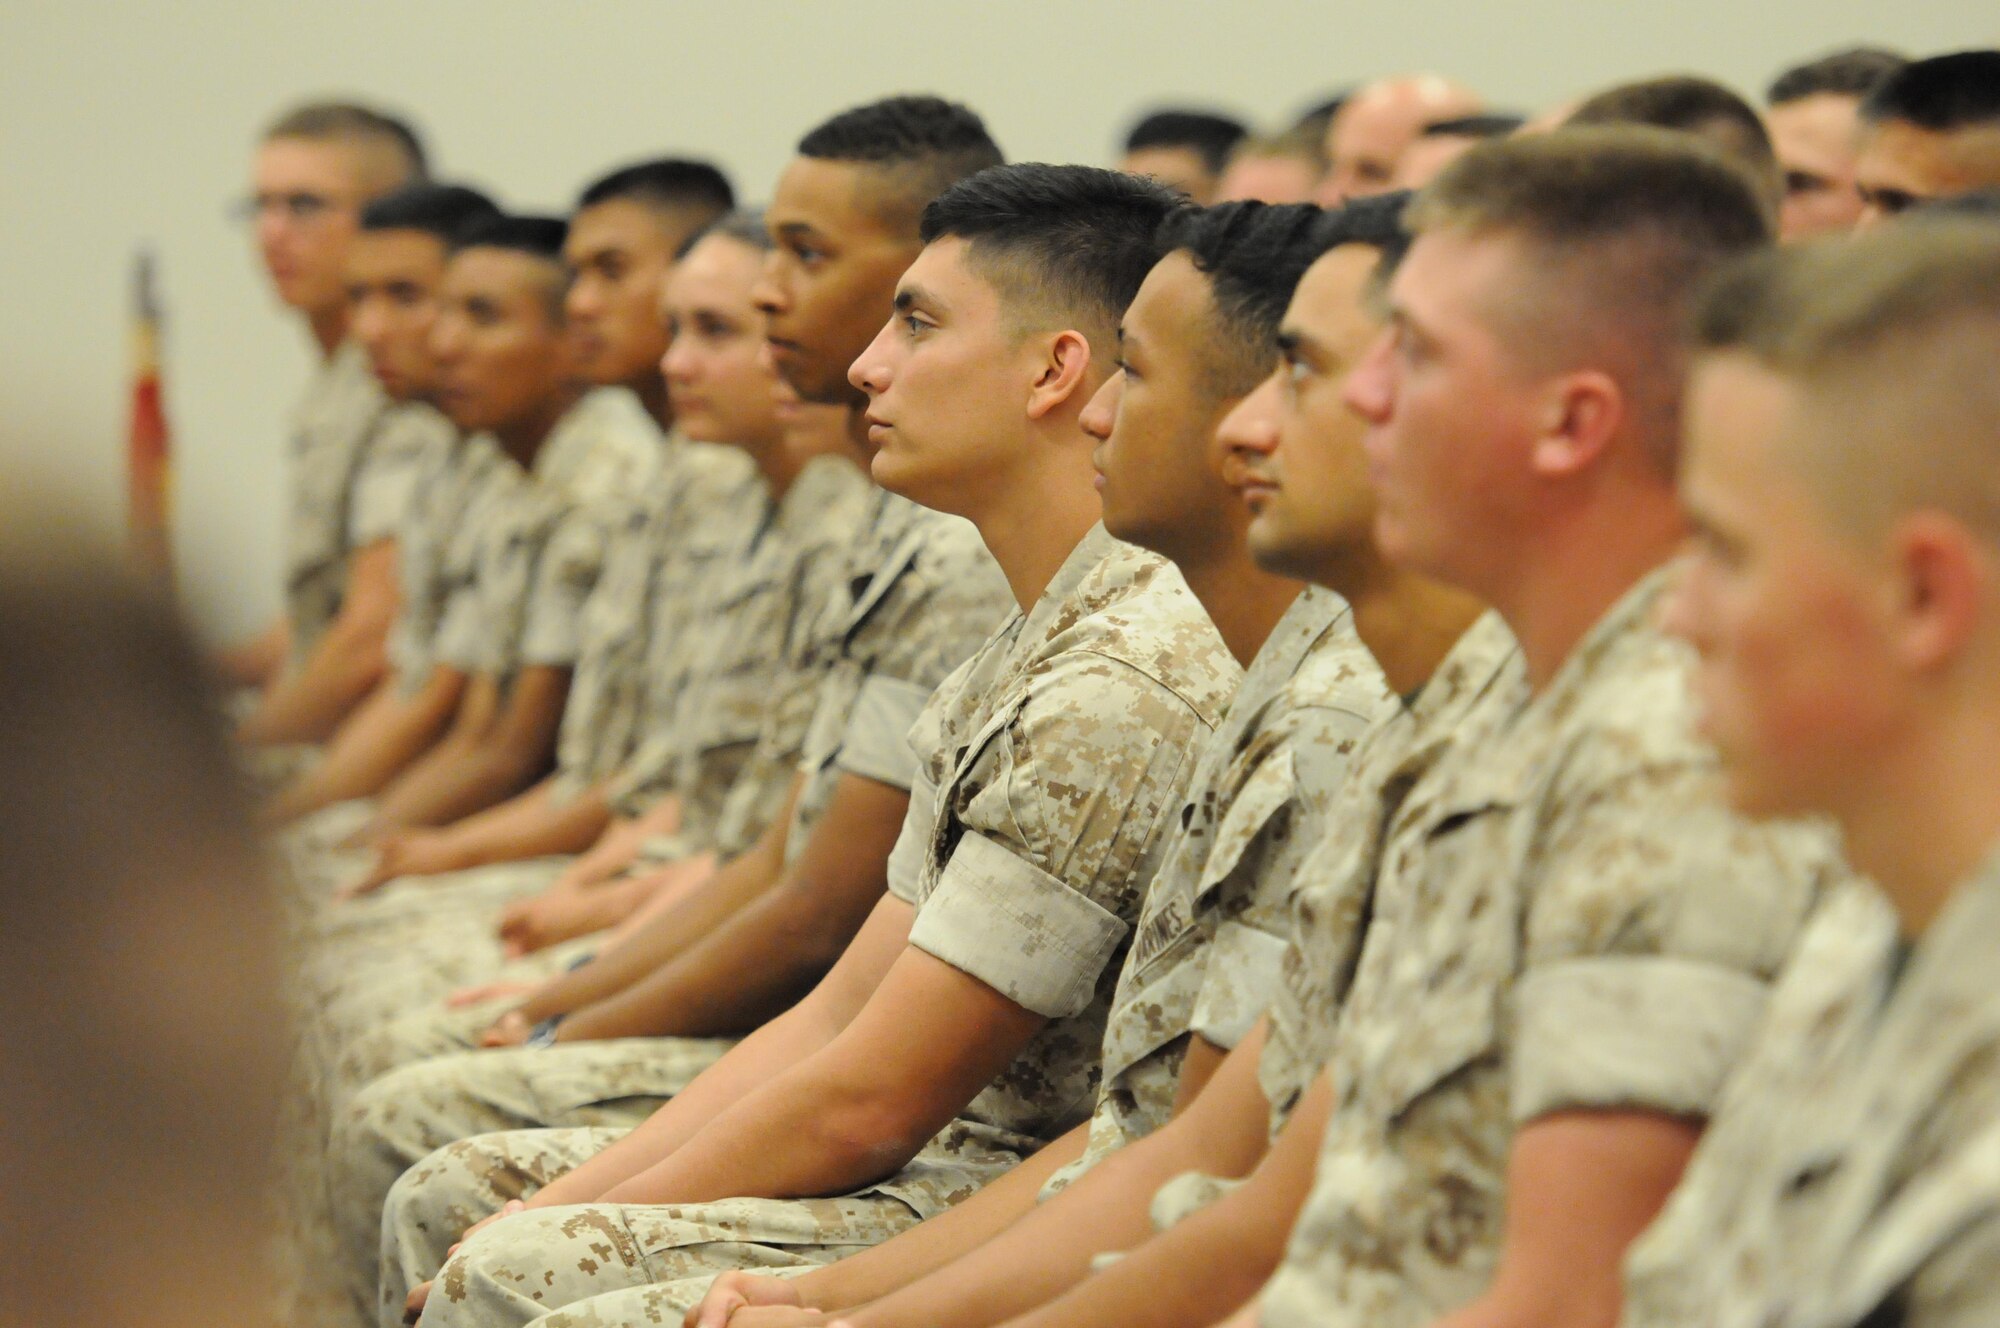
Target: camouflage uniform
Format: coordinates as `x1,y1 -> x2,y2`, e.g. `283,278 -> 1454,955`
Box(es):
384,525 -> 1241,1328
1039,588 -> 1393,1197
1622,851 -> 2000,1328
1252,571 -> 1831,1328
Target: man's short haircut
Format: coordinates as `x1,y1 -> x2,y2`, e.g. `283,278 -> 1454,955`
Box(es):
675,209 -> 773,261
1423,113 -> 1526,139
1291,92 -> 1352,143
1860,50 -> 2000,131
449,214 -> 570,316
1767,46 -> 1908,106
576,158 -> 735,233
1411,126 -> 1773,471
1123,109 -> 1251,175
360,183 -> 500,244
1308,189 -> 1418,285
261,100 -> 428,188
1567,76 -> 1780,204
1229,125 -> 1327,170
797,96 -> 1005,230
1693,220 -> 2000,537
1152,202 -> 1325,394
918,163 -> 1181,346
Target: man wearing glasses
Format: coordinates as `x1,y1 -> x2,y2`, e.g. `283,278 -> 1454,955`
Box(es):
226,101 -> 438,756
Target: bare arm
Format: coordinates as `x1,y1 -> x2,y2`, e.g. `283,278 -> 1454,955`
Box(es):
1424,1110 -> 1699,1328
525,893 -> 917,1209
370,663 -> 570,832
217,618 -> 289,689
843,1018 -> 1291,1328
557,771 -> 908,1041
237,539 -> 400,745
263,664 -> 467,825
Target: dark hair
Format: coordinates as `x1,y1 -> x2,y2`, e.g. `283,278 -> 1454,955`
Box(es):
1307,190 -> 1417,277
1422,113 -> 1526,139
1153,202 -> 1327,392
577,157 -> 735,220
920,163 -> 1181,340
797,95 -> 1004,228
449,213 -> 568,259
360,183 -> 500,243
1917,188 -> 2000,222
1861,50 -> 2000,131
1414,127 -> 1774,469
675,209 -> 772,260
1767,46 -> 1908,105
1568,76 -> 1779,202
1124,109 -> 1251,174
261,100 -> 428,185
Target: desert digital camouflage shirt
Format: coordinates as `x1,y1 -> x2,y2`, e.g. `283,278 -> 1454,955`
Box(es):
763,490 -> 1010,870
284,341 -> 451,661
868,524 -> 1240,1218
1041,588 -> 1392,1194
545,445 -> 768,803
385,432 -> 511,693
1257,570 -> 1827,1328
604,455 -> 875,843
433,387 -> 667,681
1623,849 -> 2000,1328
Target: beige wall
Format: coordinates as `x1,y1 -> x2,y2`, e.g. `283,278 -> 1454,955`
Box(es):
2,0 -> 1992,640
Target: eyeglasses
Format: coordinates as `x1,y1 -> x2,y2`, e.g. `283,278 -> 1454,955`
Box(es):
230,191 -> 353,225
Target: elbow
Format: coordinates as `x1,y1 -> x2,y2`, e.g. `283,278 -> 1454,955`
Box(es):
808,1097 -> 932,1191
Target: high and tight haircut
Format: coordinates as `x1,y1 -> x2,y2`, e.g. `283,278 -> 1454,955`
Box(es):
918,163 -> 1182,346
1229,124 -> 1327,170
261,100 -> 428,187
1567,75 -> 1780,206
797,95 -> 1005,229
1410,125 -> 1774,472
1153,201 -> 1329,395
577,157 -> 736,228
448,213 -> 570,317
1308,189 -> 1418,293
675,209 -> 773,261
1124,109 -> 1251,175
1423,113 -> 1527,140
1861,50 -> 2000,131
1767,46 -> 1908,106
1692,220 -> 2000,537
360,183 -> 500,244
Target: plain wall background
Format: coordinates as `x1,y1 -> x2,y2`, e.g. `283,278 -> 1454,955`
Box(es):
3,1 -> 1993,641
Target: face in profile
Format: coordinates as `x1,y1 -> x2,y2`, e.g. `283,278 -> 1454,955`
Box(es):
345,228 -> 450,401
1855,119 -> 2000,225
428,248 -> 574,435
1221,245 -> 1385,584
251,136 -> 369,315
660,233 -> 784,452
1341,227 -> 1542,591
566,198 -> 677,388
756,157 -> 921,405
1768,93 -> 1869,239
1664,353 -> 1904,820
1081,251 -> 1237,559
848,235 -> 1048,515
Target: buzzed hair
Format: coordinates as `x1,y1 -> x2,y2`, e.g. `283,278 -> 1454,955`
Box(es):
1861,50 -> 2000,131
676,209 -> 773,260
577,157 -> 735,236
1228,124 -> 1327,170
1154,201 -> 1330,395
360,183 -> 500,243
798,95 -> 1005,231
1422,113 -> 1526,139
1411,126 -> 1773,471
1567,75 -> 1781,205
261,100 -> 428,191
1124,109 -> 1251,174
1693,220 -> 2000,537
1767,46 -> 1907,105
449,213 -> 571,317
919,163 -> 1181,349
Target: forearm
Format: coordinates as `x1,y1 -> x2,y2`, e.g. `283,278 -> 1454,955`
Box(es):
371,726 -> 549,831
526,996 -> 846,1209
516,847 -> 780,1023
236,611 -> 391,745
796,1126 -> 1089,1315
217,619 -> 288,688
264,673 -> 460,823
436,780 -> 612,870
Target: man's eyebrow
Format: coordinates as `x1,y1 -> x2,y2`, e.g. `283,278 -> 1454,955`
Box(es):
774,220 -> 822,241
894,282 -> 947,315
1276,326 -> 1321,363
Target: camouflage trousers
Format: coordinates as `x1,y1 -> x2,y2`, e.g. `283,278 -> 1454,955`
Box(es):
384,1127 -> 931,1328
334,1037 -> 731,1327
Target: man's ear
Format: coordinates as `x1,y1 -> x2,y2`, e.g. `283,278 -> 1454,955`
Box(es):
1886,511 -> 1990,676
1529,369 -> 1624,479
1026,329 -> 1093,421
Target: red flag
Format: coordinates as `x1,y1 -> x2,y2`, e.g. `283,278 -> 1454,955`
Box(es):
129,248 -> 173,580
